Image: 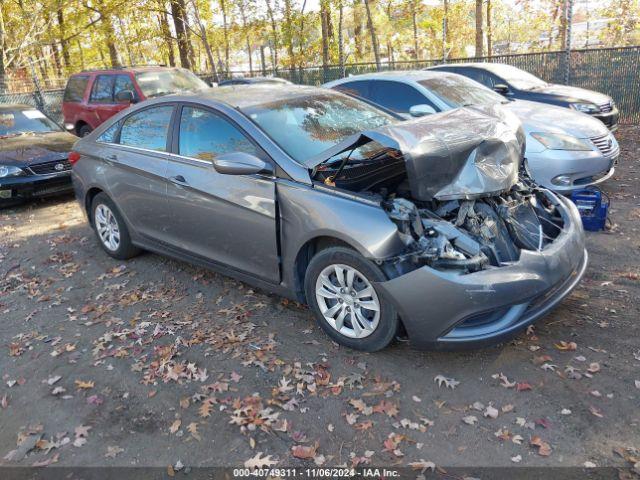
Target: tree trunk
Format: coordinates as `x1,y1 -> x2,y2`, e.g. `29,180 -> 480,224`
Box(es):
442,0 -> 448,61
265,0 -> 279,71
486,0 -> 492,58
363,0 -> 380,69
338,0 -> 345,77
411,0 -> 419,60
353,0 -> 363,59
297,0 -> 307,70
56,3 -> 71,70
191,0 -> 218,81
239,4 -> 253,74
260,45 -> 267,75
170,0 -> 192,69
475,0 -> 483,57
158,6 -> 176,67
320,0 -> 330,78
283,0 -> 296,69
220,0 -> 230,74
0,7 -> 7,92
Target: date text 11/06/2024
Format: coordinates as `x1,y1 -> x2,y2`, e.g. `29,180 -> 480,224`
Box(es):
232,468 -> 402,478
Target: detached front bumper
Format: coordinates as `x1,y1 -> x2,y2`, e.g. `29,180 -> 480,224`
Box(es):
0,173 -> 73,204
376,195 -> 587,349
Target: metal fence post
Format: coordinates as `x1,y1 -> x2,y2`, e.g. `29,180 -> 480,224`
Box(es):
564,0 -> 574,84
28,62 -> 46,113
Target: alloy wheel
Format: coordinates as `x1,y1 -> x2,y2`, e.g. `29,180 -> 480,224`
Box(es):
315,263 -> 381,339
95,204 -> 121,252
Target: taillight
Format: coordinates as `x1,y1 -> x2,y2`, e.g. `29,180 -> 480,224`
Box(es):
69,151 -> 81,165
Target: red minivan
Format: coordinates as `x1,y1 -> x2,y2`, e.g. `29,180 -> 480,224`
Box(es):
62,66 -> 209,137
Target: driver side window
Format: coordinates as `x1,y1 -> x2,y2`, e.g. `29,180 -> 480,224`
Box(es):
178,106 -> 263,162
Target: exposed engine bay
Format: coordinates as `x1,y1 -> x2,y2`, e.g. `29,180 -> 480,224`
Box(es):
311,109 -> 566,275
379,185 -> 565,275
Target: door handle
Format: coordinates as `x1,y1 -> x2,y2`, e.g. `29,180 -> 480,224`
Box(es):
169,175 -> 187,185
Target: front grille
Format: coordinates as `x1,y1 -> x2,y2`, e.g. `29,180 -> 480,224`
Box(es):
590,134 -> 619,158
598,101 -> 613,113
28,159 -> 71,175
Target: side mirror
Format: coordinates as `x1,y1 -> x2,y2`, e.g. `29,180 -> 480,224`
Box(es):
115,90 -> 136,103
212,152 -> 272,176
493,84 -> 510,95
409,104 -> 437,117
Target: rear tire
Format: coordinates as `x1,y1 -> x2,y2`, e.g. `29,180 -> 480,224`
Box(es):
304,247 -> 398,352
91,193 -> 140,260
77,124 -> 92,137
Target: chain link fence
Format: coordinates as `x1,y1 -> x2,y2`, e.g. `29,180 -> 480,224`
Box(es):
224,46 -> 640,125
1,46 -> 639,125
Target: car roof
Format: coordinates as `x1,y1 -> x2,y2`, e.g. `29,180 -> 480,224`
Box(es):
327,70 -> 458,85
0,104 -> 37,111
220,76 -> 291,85
168,84 -> 332,110
70,65 -> 178,76
429,62 -> 517,74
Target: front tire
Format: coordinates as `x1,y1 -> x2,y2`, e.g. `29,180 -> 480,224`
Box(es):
304,247 -> 398,352
91,193 -> 140,260
77,124 -> 92,137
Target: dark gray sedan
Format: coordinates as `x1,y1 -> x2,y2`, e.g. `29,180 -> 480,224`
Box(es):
70,85 -> 587,351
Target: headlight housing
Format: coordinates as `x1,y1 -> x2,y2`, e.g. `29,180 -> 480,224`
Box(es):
530,132 -> 593,151
0,165 -> 25,178
571,102 -> 600,114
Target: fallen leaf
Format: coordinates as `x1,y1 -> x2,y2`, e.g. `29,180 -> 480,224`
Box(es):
170,419 -> 181,434
244,452 -> 277,470
434,374 -> 459,389
555,341 -> 577,351
187,422 -> 201,440
462,415 -> 478,425
484,405 -> 499,419
291,442 -> 318,460
105,445 -> 124,458
530,436 -> 552,456
589,405 -> 604,418
75,380 -> 94,390
408,459 -> 436,472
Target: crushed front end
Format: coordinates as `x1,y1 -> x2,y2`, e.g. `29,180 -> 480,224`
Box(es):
376,186 -> 586,348
310,108 -> 587,349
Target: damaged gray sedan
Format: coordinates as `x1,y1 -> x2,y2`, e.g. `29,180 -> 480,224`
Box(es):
71,85 -> 587,351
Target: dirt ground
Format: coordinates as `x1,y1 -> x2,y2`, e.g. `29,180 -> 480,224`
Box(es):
0,126 -> 639,477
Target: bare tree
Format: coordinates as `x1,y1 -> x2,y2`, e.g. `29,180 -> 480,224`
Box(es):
170,0 -> 192,69
363,0 -> 380,70
265,0 -> 279,71
338,0 -> 345,76
475,0 -> 483,57
191,0 -> 218,81
486,0 -> 492,58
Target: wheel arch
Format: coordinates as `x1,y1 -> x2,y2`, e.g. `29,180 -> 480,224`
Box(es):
293,235 -> 369,303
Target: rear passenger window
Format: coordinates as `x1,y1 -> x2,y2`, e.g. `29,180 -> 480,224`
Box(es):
370,80 -> 429,114
64,76 -> 89,102
178,106 -> 262,161
334,81 -> 371,99
90,75 -> 115,103
119,106 -> 173,152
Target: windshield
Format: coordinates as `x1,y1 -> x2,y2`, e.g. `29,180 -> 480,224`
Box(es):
418,76 -> 507,108
491,65 -> 547,90
242,93 -> 396,163
135,69 -> 208,98
0,109 -> 61,137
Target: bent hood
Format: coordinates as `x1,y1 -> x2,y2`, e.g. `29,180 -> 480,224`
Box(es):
0,132 -> 77,167
307,107 -> 522,201
502,99 -> 610,138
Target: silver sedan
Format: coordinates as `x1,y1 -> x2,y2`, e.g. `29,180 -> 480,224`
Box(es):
324,71 -> 619,192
